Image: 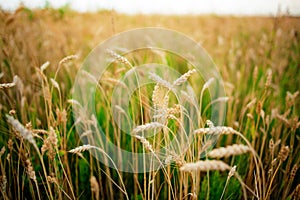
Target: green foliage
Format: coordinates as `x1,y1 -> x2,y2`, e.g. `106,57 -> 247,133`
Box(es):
199,171 -> 241,200
23,7 -> 34,20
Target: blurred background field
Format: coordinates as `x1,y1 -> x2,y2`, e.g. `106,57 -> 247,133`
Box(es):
0,6 -> 299,200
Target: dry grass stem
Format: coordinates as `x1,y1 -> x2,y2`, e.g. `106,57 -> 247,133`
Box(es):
0,147 -> 5,157
90,176 -> 100,200
276,114 -> 290,126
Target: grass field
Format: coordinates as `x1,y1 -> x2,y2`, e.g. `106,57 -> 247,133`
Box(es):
0,6 -> 299,200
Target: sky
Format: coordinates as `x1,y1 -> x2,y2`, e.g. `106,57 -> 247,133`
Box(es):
0,0 -> 300,16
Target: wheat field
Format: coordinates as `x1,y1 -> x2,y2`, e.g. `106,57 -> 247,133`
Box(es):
0,6 -> 299,200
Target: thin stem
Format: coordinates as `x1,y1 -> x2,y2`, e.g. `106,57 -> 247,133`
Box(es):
265,161 -> 281,200
33,144 -> 54,199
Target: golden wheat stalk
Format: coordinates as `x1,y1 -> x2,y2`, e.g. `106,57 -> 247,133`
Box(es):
173,69 -> 197,86
106,49 -> 132,67
0,76 -> 18,89
81,70 -> 99,84
132,122 -> 165,134
246,98 -> 257,109
220,165 -> 237,199
194,126 -> 235,135
276,114 -> 290,126
67,99 -> 82,107
69,144 -> 129,198
41,127 -> 58,156
207,144 -> 250,158
40,61 -> 50,72
0,147 -> 5,157
167,104 -> 181,115
180,160 -> 231,172
0,175 -> 7,193
148,72 -> 174,91
277,146 -> 289,162
293,184 -> 300,200
50,78 -> 60,90
265,68 -> 272,89
68,144 -> 95,154
202,77 -> 215,90
290,164 -> 298,180
59,55 -> 78,67
206,120 -> 215,128
26,159 -> 36,181
152,84 -> 162,108
102,77 -> 127,88
134,135 -> 154,153
90,176 -> 100,200
6,115 -> 36,146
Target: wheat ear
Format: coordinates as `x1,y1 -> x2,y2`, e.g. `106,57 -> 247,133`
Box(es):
101,77 -> 127,88
6,115 -> 36,146
134,135 -> 154,153
0,75 -> 18,89
180,160 -> 230,172
132,122 -> 165,134
194,126 -> 235,135
68,144 -> 95,154
173,69 -> 197,86
148,72 -> 174,92
40,61 -> 50,72
208,144 -> 250,158
59,55 -> 78,67
106,49 -> 132,67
